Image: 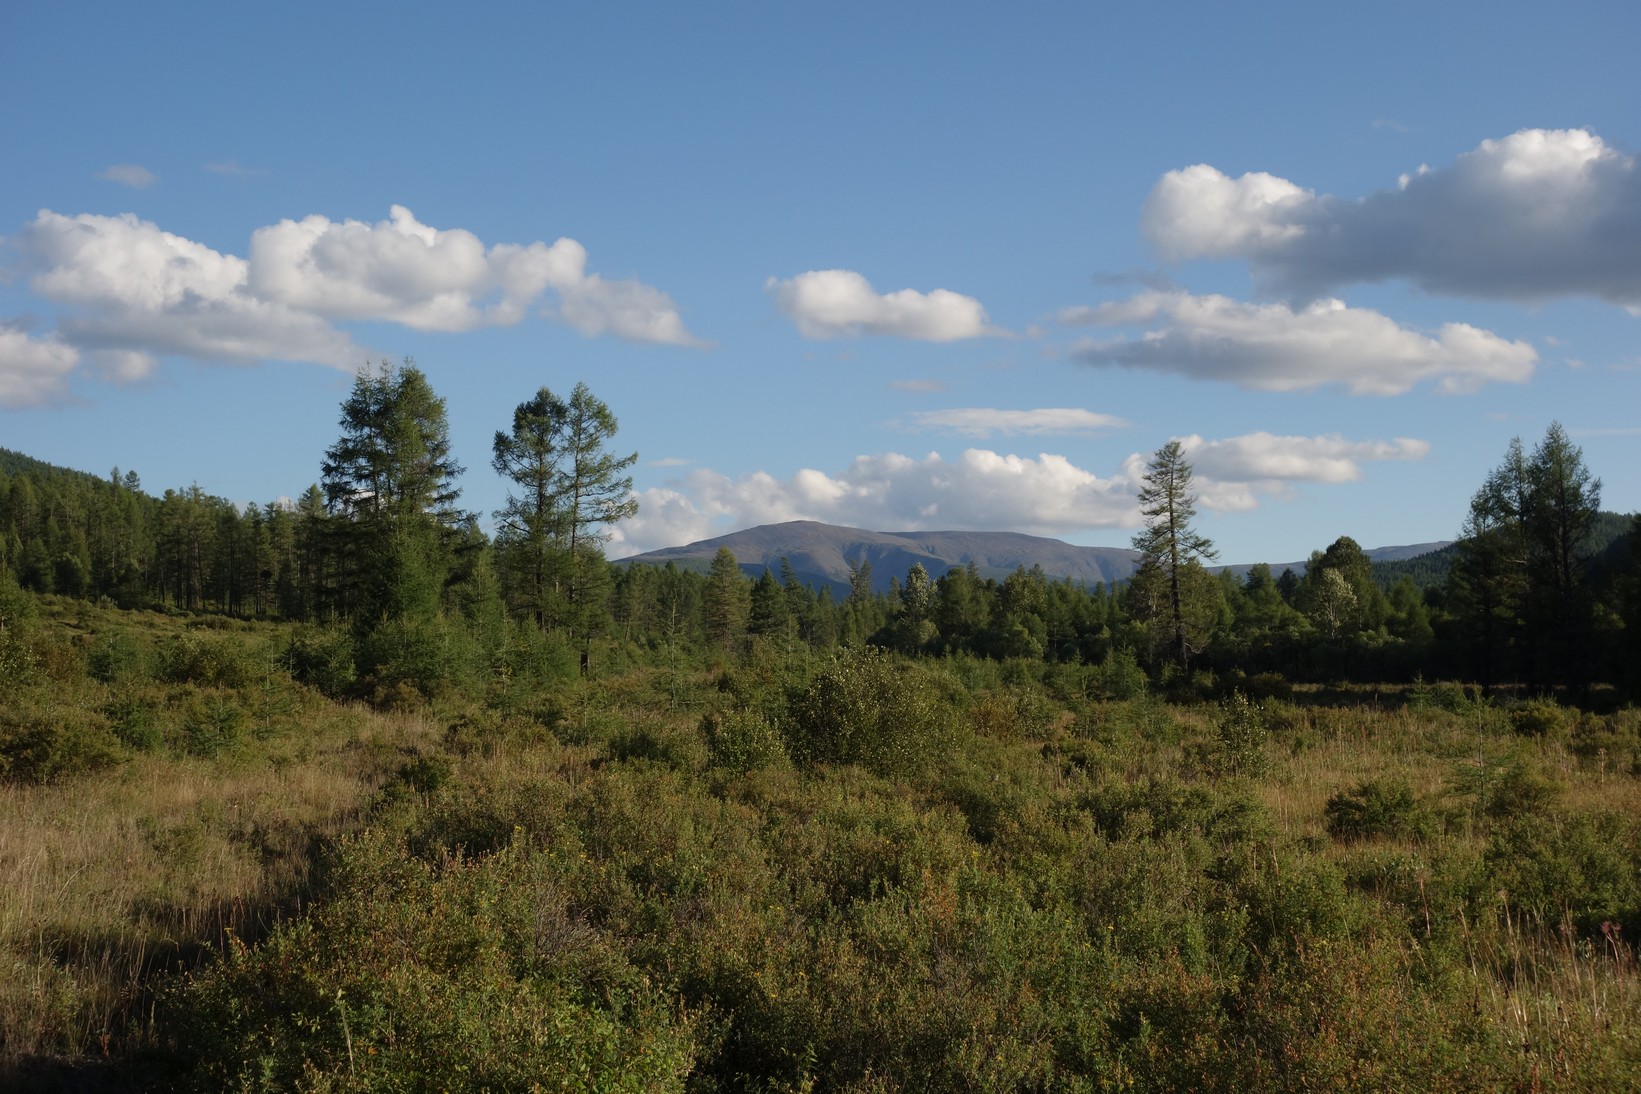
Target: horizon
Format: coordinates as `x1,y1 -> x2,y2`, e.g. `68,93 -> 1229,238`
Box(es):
3,3 -> 1638,566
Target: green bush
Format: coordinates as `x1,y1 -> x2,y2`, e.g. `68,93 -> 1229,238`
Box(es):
703,708 -> 788,773
157,632 -> 263,689
606,719 -> 706,772
0,627 -> 39,693
169,834 -> 698,1091
181,692 -> 246,757
0,698 -> 121,782
1483,812 -> 1640,930
86,629 -> 147,683
1094,647 -> 1148,700
281,625 -> 357,697
104,690 -> 164,752
782,647 -> 954,777
1208,691 -> 1269,778
1324,778 -> 1426,842
1507,697 -> 1571,737
1408,675 -> 1482,714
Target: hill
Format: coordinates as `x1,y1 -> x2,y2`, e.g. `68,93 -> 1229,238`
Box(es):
620,520 -> 1453,594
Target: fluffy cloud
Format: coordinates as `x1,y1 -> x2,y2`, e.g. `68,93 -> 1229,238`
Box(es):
0,326 -> 79,408
7,206 -> 702,392
1067,290 -> 1536,394
1143,128 -> 1641,308
896,407 -> 1129,437
248,206 -> 702,343
606,429 -> 1429,556
768,269 -> 999,341
97,164 -> 157,189
1178,432 -> 1429,510
20,210 -> 365,369
608,449 -> 1136,556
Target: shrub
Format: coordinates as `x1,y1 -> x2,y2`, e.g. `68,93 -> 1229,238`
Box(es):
181,692 -> 246,758
86,629 -> 147,683
606,720 -> 706,772
1450,754 -> 1562,821
281,625 -> 357,697
1324,778 -> 1425,842
1209,692 -> 1269,778
157,632 -> 263,689
782,647 -> 954,777
703,708 -> 788,773
1483,812 -> 1640,930
1093,647 -> 1148,700
0,698 -> 121,782
1407,675 -> 1482,714
104,690 -> 164,752
1246,671 -> 1293,703
1507,698 -> 1571,738
169,835 -> 698,1091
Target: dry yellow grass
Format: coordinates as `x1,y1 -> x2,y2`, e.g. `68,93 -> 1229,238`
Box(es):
0,694 -> 442,1060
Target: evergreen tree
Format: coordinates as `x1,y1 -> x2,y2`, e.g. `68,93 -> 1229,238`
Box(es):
748,568 -> 790,638
320,360 -> 465,626
1526,422 -> 1601,689
1451,424 -> 1601,691
492,383 -> 637,658
1131,440 -> 1218,668
703,547 -> 749,654
492,387 -> 571,629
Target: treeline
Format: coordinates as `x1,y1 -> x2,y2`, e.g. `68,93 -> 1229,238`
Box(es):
3,374 -> 1639,698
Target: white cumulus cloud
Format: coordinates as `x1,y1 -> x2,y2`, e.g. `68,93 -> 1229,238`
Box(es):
0,326 -> 80,408
895,407 -> 1129,437
1067,290 -> 1536,394
1179,432 -> 1430,510
1143,128 -> 1641,308
248,206 -> 703,344
768,269 -> 1000,341
5,206 -> 704,393
20,210 -> 365,369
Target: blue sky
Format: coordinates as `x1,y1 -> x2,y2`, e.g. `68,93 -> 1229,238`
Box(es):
3,1 -> 1637,564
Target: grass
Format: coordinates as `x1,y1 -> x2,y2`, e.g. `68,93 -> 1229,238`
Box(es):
0,599 -> 446,1068
2,598 -> 1639,1089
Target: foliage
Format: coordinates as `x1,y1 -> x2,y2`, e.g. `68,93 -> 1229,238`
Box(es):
1324,778 -> 1428,842
170,834 -> 698,1092
1130,439 -> 1218,669
703,707 -> 788,773
321,359 -> 467,627
782,646 -> 954,776
492,382 -> 638,640
1206,691 -> 1270,778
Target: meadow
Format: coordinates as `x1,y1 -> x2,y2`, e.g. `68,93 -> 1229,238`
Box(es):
2,593 -> 1638,1091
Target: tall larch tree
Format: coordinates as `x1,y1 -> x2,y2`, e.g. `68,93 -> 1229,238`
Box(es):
321,359 -> 465,626
555,382 -> 639,645
492,387 -> 571,630
1131,439 -> 1218,670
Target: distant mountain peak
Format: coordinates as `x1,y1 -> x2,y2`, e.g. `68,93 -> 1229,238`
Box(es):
620,520 -> 1456,594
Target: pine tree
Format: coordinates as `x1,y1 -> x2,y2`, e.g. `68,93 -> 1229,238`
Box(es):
1131,440 -> 1218,669
491,383 -> 637,665
492,387 -> 571,629
704,547 -> 749,654
321,360 -> 465,626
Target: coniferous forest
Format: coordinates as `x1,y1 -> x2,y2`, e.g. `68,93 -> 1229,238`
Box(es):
3,360 -> 1640,1091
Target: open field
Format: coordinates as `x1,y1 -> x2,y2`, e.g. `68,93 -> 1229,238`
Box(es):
1,597 -> 1638,1091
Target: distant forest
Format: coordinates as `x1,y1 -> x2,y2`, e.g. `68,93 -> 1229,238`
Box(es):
3,362 -> 1638,700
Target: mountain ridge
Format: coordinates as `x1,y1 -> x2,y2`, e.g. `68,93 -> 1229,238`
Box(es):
620,519 -> 1453,595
